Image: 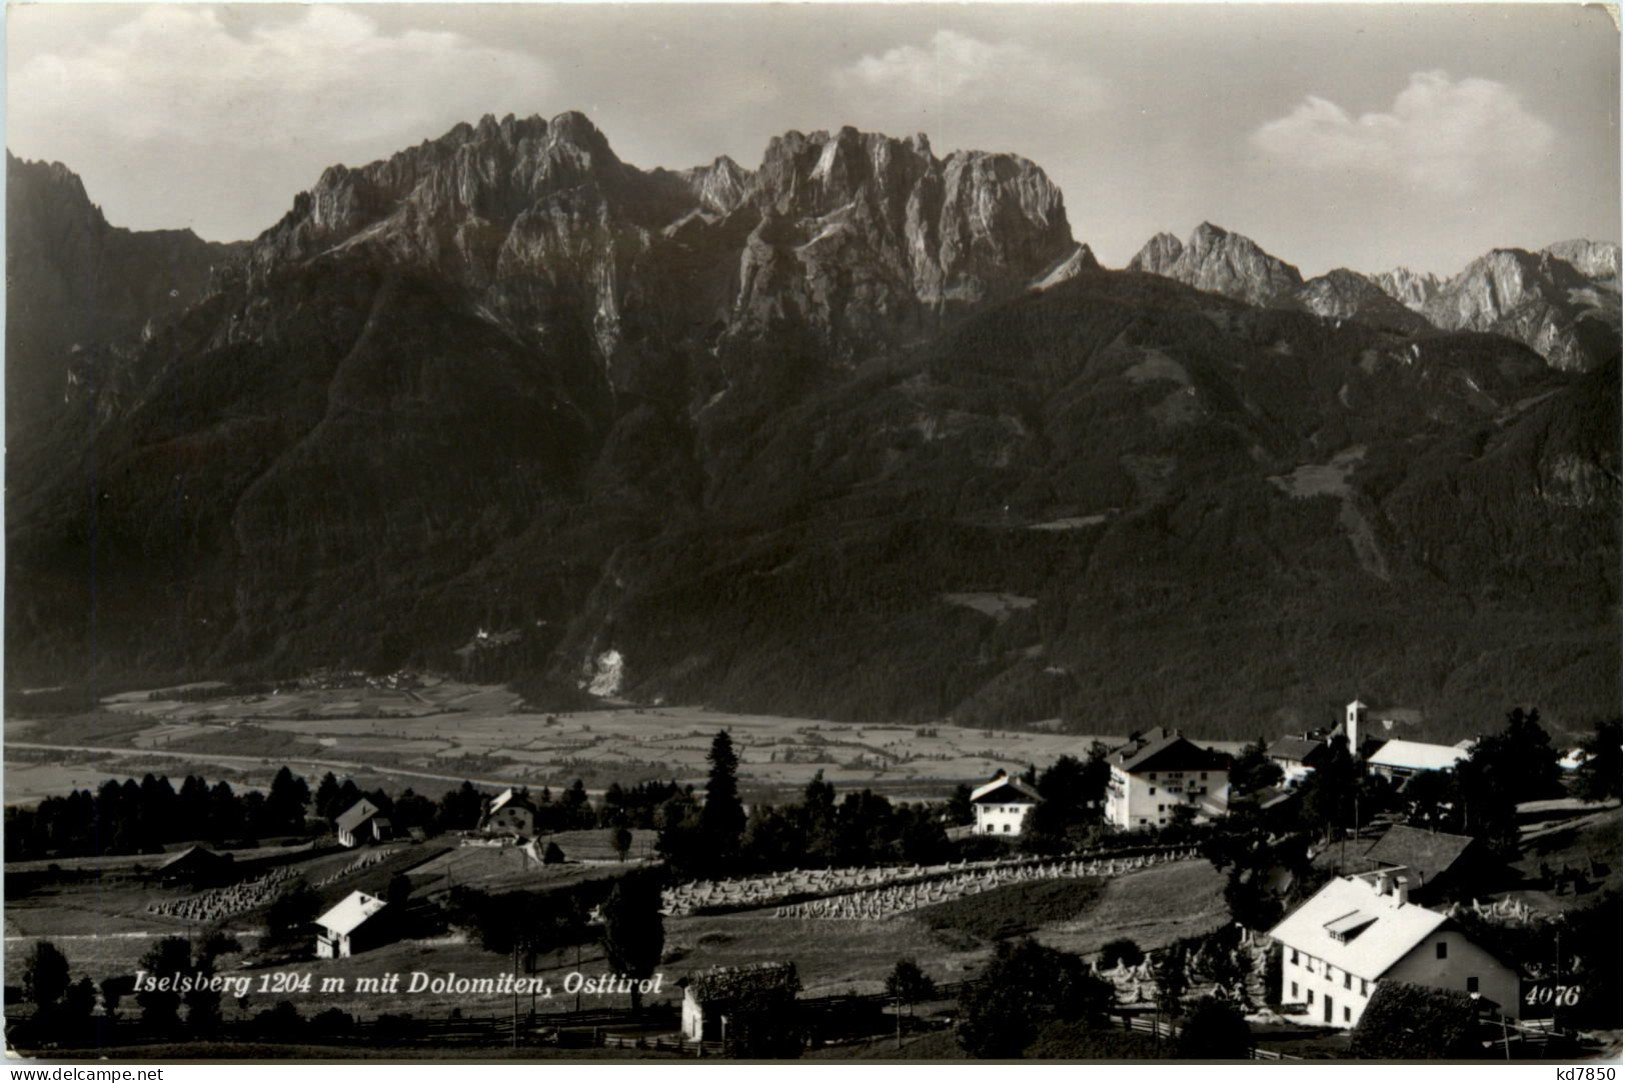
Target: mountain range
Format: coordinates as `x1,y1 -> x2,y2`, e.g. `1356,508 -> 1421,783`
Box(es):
1129,222 -> 1621,371
6,113 -> 1619,740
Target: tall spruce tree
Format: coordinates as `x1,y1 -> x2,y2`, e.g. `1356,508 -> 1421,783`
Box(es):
701,730 -> 746,869
599,870 -> 665,1011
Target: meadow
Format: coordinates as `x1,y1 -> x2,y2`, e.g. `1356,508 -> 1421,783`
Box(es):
5,675 -> 1154,805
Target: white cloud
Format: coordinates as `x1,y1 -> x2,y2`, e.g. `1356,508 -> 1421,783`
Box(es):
1251,71 -> 1555,195
831,30 -> 1104,114
9,6 -> 554,151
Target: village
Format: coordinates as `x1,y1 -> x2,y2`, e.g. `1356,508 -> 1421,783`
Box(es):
3,694 -> 1619,1059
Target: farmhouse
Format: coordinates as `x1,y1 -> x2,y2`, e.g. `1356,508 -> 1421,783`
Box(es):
1358,824 -> 1486,905
1268,870 -> 1521,1029
1104,728 -> 1230,829
970,771 -> 1042,836
680,962 -> 800,1043
1267,734 -> 1333,786
315,890 -> 391,959
480,788 -> 537,836
334,798 -> 391,848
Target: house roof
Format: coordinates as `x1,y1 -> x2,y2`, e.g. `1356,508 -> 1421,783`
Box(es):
1257,786 -> 1298,810
1558,748 -> 1592,771
1365,740 -> 1469,772
487,788 -> 535,816
335,798 -> 381,834
316,890 -> 388,936
970,775 -> 1042,804
1267,736 -> 1328,765
684,962 -> 800,1004
1362,824 -> 1477,887
1267,875 -> 1448,981
1110,729 -> 1228,774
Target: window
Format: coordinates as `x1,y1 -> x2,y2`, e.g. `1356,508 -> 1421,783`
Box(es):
1307,990 -> 1314,1004
1002,824 -> 1010,833
1344,1007 -> 1351,1023
1344,974 -> 1351,990
1360,980 -> 1368,996
1290,950 -> 1299,965
1158,804 -> 1165,812
1201,772 -> 1208,780
1291,982 -> 1298,999
1467,977 -> 1479,994
1436,942 -> 1448,960
1150,787 -> 1157,795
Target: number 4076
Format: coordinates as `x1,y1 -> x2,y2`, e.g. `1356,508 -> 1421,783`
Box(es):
1526,984 -> 1581,1007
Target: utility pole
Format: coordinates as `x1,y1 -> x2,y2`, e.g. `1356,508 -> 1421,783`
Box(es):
1553,928 -> 1562,1032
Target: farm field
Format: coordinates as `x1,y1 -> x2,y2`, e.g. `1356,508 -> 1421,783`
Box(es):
3,674 -> 1182,805
1033,859 -> 1229,957
0,833 -> 625,1010
3,837 -> 1223,1032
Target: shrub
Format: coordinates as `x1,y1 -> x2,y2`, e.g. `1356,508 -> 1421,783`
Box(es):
1098,938 -> 1144,969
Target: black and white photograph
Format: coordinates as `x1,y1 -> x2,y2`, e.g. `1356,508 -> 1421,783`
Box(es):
2,0 -> 1621,1064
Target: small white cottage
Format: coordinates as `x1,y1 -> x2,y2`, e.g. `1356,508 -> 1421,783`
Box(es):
315,890 -> 390,959
969,771 -> 1043,836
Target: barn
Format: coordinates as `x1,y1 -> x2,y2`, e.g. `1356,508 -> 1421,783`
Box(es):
680,962 -> 800,1043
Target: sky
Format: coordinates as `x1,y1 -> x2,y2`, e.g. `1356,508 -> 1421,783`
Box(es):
6,3 -> 1620,276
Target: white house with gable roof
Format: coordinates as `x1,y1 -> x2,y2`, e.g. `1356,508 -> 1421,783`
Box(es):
970,771 -> 1042,836
1104,728 -> 1230,829
315,890 -> 391,959
1268,869 -> 1521,1029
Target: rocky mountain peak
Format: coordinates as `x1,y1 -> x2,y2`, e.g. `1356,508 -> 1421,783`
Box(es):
7,152 -> 96,215
724,125 -> 1074,350
1127,222 -> 1301,306
676,155 -> 752,215
1031,243 -> 1102,290
1368,267 -> 1441,311
1291,267 -> 1433,333
218,114 -> 1081,374
6,152 -> 243,445
1544,238 -> 1621,283
1127,232 -> 1184,275
1419,245 -> 1619,372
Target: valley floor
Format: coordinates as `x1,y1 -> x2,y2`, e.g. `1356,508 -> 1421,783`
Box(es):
4,674 -> 1167,805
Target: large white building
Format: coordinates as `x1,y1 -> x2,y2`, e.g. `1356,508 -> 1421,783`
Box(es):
1364,739 -> 1472,780
1268,870 -> 1521,1029
970,771 -> 1042,836
1104,728 -> 1230,829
